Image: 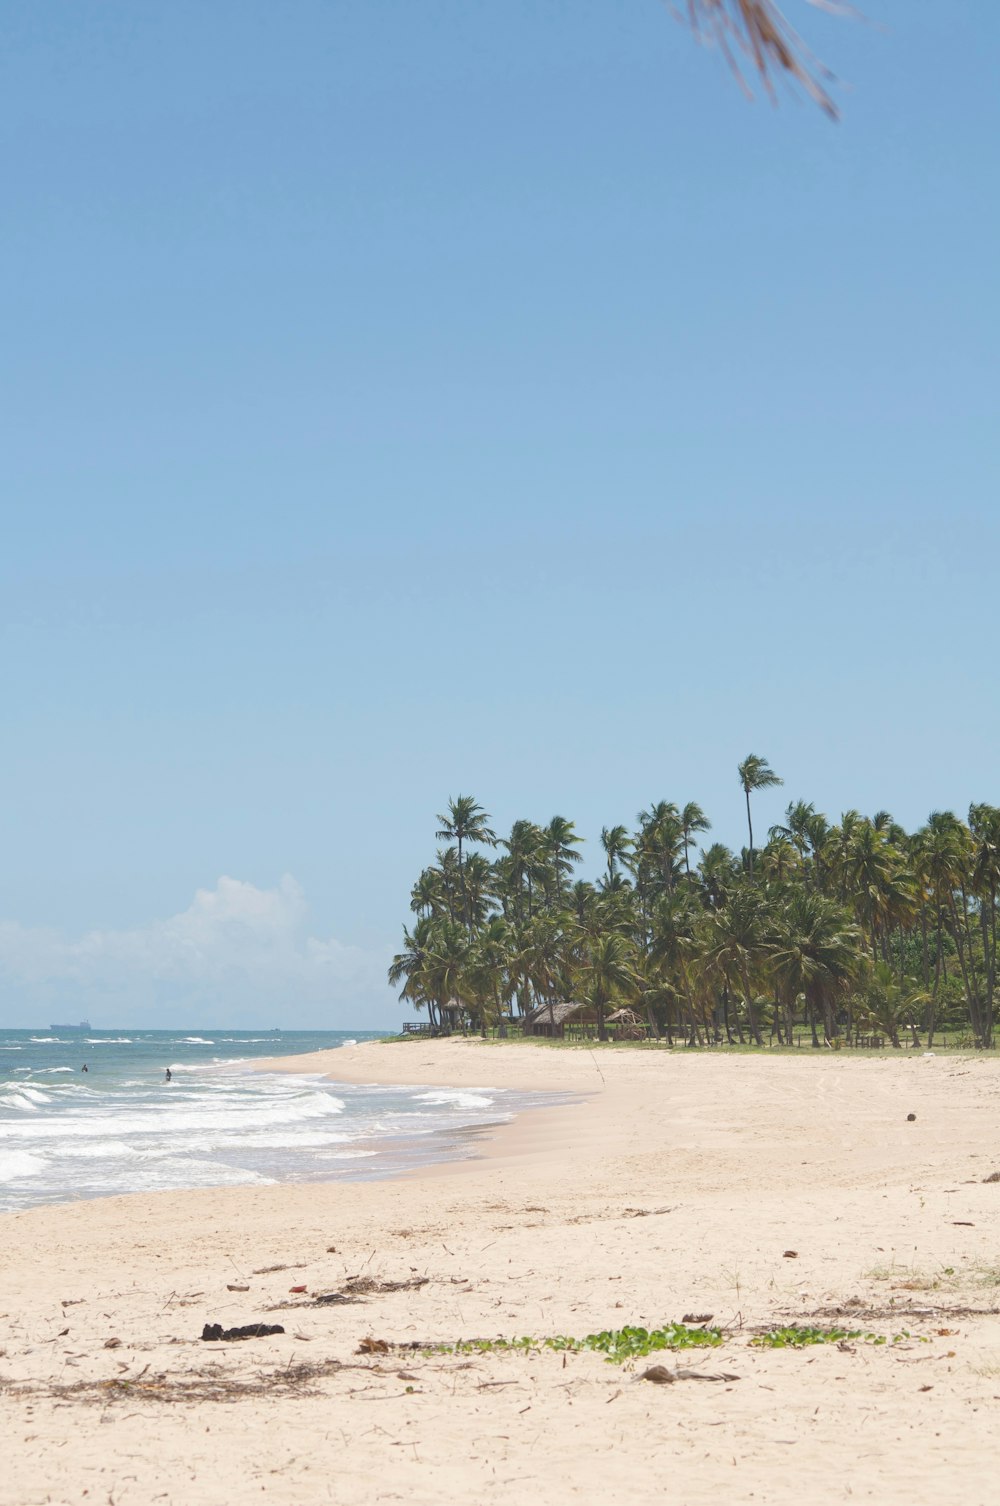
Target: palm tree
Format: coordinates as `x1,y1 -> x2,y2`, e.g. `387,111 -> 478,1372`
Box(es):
600,825 -> 633,885
705,882 -> 773,1045
569,879 -> 598,927
578,932 -> 639,1042
760,835 -> 801,885
409,867 -> 445,919
855,963 -> 929,1050
435,796 -> 496,932
541,816 -> 583,902
769,800 -> 828,883
521,911 -> 575,1030
388,917 -> 439,1029
770,891 -> 862,1046
698,843 -> 739,911
635,803 -> 683,896
738,755 -> 783,876
969,803 -> 1000,1037
649,890 -> 703,1043
913,811 -> 989,1046
464,917 -> 514,1037
680,802 -> 711,879
834,819 -> 916,964
499,820 -> 547,921
461,852 -> 495,932
422,919 -> 472,1033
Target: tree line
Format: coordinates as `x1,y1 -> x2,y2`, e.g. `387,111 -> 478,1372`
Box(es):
389,758 -> 1000,1048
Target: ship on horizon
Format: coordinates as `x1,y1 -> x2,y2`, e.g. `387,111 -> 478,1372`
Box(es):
49,1021 -> 92,1032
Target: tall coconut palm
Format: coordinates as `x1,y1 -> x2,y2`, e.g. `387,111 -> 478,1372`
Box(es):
569,879 -> 598,927
461,852 -> 496,932
836,819 -> 916,963
969,803 -> 1000,1036
409,867 -> 445,919
499,820 -> 547,921
600,825 -> 633,885
422,919 -> 472,1033
737,755 -> 783,875
769,800 -> 828,884
541,816 -> 583,902
761,835 -> 805,885
697,843 -> 740,911
435,796 -> 496,932
521,911 -> 575,1029
635,803 -> 683,896
770,891 -> 862,1046
388,917 -> 438,1028
464,916 -> 514,1037
649,889 -> 702,1043
855,963 -> 929,1050
578,931 -> 639,1042
913,811 -> 988,1046
680,802 -> 711,879
705,882 -> 773,1045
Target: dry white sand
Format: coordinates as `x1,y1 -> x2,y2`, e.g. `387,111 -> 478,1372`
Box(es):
3,1040 -> 1000,1505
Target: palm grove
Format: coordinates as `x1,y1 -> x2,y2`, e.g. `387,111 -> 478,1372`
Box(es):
389,761 -> 1000,1049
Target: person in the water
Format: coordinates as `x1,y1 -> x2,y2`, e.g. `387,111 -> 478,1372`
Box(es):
81,1064 -> 88,1073
165,1067 -> 172,1082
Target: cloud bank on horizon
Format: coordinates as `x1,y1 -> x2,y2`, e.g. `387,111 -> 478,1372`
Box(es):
0,876 -> 396,1029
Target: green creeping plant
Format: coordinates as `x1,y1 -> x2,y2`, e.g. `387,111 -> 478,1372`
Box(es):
750,1325 -> 914,1349
428,1322 -> 922,1363
430,1322 -> 724,1364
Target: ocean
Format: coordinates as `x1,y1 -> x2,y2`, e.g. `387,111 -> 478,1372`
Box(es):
0,1027 -> 555,1214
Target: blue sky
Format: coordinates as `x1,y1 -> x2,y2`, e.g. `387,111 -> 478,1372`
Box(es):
2,2 -> 997,1027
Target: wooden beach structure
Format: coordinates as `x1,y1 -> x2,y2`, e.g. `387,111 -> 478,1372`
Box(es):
520,1001 -> 590,1039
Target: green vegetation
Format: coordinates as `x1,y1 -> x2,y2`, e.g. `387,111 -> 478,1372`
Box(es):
430,1321 -> 723,1363
390,763 -> 1000,1049
750,1325 -> 914,1349
426,1322 -> 914,1364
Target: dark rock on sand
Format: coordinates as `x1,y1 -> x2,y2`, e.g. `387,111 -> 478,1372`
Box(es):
201,1322 -> 285,1342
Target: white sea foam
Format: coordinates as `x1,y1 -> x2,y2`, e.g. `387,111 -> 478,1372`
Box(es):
17,1086 -> 51,1105
57,1140 -> 144,1160
0,1091 -> 43,1113
0,1034 -> 556,1210
165,1128 -> 352,1154
0,1150 -> 49,1180
30,1037 -> 58,1043
413,1090 -> 495,1109
86,1156 -> 272,1191
2,1089 -> 347,1141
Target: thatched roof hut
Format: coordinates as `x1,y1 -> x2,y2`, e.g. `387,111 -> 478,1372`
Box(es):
520,1001 -> 590,1038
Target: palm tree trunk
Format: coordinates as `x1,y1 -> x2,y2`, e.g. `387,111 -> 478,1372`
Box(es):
745,790 -> 754,875
740,962 -> 763,1046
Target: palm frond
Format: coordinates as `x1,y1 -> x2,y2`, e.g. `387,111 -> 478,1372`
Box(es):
672,0 -> 846,118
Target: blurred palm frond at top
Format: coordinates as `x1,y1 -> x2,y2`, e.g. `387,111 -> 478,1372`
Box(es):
675,1 -> 857,117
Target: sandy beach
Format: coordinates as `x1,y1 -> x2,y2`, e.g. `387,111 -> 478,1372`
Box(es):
3,1040 -> 1000,1505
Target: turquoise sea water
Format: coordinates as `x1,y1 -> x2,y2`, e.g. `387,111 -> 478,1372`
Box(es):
0,1027 -> 557,1213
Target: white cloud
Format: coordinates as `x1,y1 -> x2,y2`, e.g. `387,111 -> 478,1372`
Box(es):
0,877 -> 396,1029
